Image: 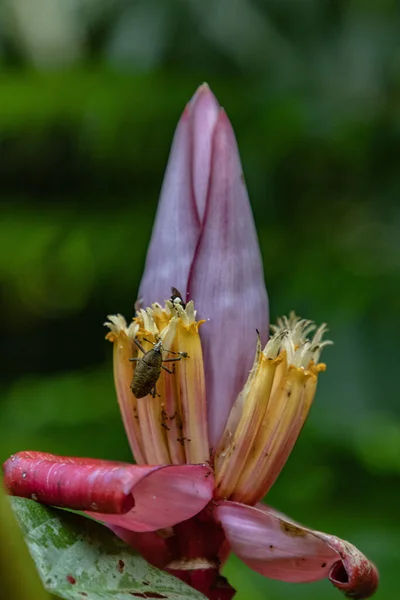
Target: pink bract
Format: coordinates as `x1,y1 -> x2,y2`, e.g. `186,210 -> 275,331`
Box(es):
139,84 -> 269,447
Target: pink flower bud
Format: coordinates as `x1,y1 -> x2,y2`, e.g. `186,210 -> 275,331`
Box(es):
139,84 -> 269,446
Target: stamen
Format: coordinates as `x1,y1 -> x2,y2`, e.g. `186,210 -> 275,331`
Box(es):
132,323 -> 174,464
104,315 -> 145,464
214,313 -> 332,504
157,318 -> 186,463
105,314 -> 138,341
108,299 -> 209,467
268,312 -> 332,369
214,343 -> 281,498
173,317 -> 208,464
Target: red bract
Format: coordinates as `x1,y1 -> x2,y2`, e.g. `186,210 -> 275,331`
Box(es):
4,451 -> 213,532
3,85 -> 378,600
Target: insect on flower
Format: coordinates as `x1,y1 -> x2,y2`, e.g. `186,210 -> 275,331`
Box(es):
2,85 -> 379,600
129,337 -> 188,398
170,287 -> 186,310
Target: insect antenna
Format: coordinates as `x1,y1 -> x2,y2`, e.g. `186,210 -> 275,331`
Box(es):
142,338 -> 189,358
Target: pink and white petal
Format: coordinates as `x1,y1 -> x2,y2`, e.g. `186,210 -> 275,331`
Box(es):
217,502 -> 378,599
189,84 -> 220,222
188,111 -> 269,448
92,464 -> 215,532
3,452 -> 214,532
138,106 -> 200,307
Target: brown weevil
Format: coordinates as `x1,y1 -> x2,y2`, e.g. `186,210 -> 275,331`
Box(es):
170,287 -> 186,310
129,338 -> 188,399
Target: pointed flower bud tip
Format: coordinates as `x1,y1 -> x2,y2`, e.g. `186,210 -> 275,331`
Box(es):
139,85 -> 268,448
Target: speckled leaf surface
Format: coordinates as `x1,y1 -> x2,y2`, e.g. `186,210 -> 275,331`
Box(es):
10,497 -> 206,600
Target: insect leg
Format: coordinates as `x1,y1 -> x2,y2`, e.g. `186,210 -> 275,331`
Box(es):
161,365 -> 174,374
162,357 -> 182,363
163,348 -> 189,358
140,338 -> 189,359
151,384 -> 161,398
134,339 -> 148,354
129,357 -> 141,362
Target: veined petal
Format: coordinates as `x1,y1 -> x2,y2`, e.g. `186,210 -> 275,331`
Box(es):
217,502 -> 378,599
138,106 -> 200,307
188,110 -> 269,448
3,452 -> 215,532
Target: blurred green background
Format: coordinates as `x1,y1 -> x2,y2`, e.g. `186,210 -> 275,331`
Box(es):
1,1 -> 399,599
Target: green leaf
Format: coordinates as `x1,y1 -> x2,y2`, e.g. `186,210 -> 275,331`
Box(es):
0,481 -> 51,600
10,497 -> 206,600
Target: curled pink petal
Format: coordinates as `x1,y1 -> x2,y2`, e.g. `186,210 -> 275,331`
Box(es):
138,106 -> 200,307
92,465 -> 215,532
318,533 -> 379,600
3,451 -> 214,531
216,501 -> 378,599
188,111 -> 269,447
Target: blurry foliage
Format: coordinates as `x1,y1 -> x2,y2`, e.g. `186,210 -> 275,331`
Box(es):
0,1 -> 399,599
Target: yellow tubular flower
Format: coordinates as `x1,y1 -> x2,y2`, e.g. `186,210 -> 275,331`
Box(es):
105,298 -> 209,467
214,313 -> 332,504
